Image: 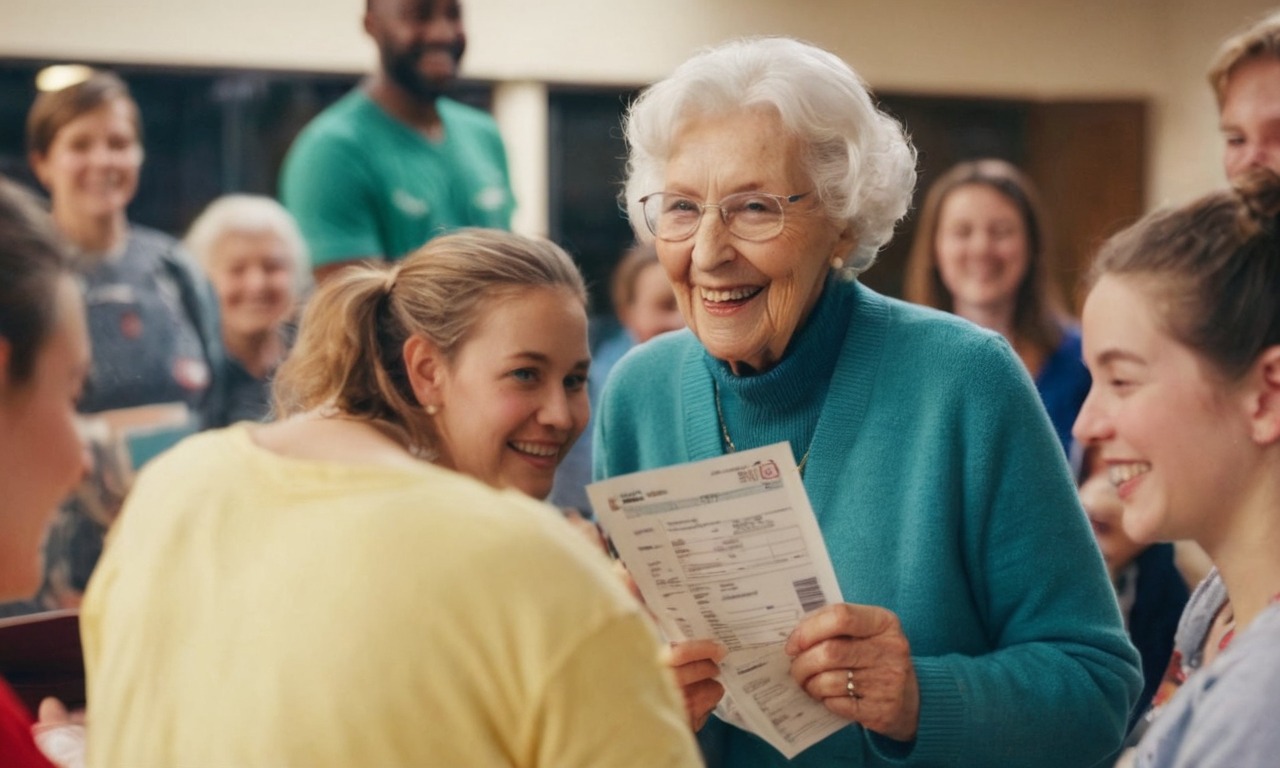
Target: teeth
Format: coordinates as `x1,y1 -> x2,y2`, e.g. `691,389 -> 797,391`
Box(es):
511,441 -> 558,457
701,286 -> 761,302
1108,463 -> 1151,487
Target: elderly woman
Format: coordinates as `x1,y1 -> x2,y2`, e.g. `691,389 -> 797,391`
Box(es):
185,194 -> 310,423
595,37 -> 1141,766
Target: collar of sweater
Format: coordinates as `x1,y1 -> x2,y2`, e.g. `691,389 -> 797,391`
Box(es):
703,276 -> 854,459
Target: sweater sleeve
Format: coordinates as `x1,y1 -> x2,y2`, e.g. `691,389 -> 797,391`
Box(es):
870,334 -> 1142,767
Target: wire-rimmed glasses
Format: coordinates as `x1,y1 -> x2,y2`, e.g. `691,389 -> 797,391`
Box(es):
638,191 -> 810,242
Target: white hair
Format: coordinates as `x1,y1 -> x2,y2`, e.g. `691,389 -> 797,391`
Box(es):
623,36 -> 917,276
184,194 -> 311,294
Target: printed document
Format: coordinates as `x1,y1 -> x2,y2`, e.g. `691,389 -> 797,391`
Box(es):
587,442 -> 848,758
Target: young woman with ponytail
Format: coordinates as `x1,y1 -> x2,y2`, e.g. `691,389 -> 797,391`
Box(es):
77,229 -> 701,767
1074,169 -> 1280,766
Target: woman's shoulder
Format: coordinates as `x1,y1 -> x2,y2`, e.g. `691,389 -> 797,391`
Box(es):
603,329 -> 699,396
865,288 -> 1022,379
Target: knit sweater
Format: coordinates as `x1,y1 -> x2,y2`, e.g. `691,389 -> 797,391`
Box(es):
595,278 -> 1142,767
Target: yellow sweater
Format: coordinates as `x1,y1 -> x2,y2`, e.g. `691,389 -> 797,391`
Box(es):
82,424 -> 698,767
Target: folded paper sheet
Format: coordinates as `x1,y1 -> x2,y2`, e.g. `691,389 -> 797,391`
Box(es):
589,442 -> 847,759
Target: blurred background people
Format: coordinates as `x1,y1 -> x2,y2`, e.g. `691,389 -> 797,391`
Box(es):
3,69 -> 226,615
80,229 -> 701,767
280,0 -> 514,282
1213,9 -> 1280,181
1073,169 -> 1280,767
550,241 -> 683,514
0,178 -> 90,767
598,37 -> 1140,766
905,159 -> 1088,456
185,194 -> 309,424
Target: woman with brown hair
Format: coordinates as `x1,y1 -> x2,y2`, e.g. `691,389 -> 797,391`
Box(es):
904,159 -> 1088,454
14,69 -> 225,612
1074,169 -> 1280,765
0,178 -> 90,766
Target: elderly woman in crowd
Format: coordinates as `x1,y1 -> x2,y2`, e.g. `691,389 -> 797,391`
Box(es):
595,37 -> 1141,767
185,194 -> 309,423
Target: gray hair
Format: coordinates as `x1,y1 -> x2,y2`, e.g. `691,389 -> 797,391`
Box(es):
623,36 -> 917,276
184,194 -> 311,295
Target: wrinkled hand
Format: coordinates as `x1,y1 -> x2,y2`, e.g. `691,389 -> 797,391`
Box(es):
785,603 -> 919,742
665,639 -> 728,732
32,697 -> 86,768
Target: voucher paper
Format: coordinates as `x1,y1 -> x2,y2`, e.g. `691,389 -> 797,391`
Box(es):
587,442 -> 848,758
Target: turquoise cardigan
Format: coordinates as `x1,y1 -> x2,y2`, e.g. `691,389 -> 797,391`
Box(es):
595,278 -> 1141,767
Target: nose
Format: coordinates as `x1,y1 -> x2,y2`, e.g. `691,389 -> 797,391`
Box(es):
689,206 -> 734,272
244,265 -> 271,293
538,386 -> 577,433
1071,386 -> 1109,447
1247,144 -> 1275,172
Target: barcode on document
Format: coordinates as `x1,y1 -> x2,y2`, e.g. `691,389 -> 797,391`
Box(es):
792,576 -> 826,613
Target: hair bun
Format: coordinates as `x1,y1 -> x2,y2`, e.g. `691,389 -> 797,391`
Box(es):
1233,167 -> 1280,233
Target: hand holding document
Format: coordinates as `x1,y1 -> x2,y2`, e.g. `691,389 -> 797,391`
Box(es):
588,442 -> 848,759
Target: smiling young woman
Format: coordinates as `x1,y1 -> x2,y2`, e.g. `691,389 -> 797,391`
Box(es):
78,228 -> 700,767
1074,168 -> 1280,765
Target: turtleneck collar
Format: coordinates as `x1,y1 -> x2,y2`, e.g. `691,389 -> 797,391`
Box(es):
703,275 -> 856,463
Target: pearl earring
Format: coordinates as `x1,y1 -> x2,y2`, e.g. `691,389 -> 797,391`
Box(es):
831,256 -> 845,270
426,404 -> 439,416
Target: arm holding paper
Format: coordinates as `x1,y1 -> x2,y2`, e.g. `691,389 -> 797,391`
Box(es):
593,301 -> 1142,766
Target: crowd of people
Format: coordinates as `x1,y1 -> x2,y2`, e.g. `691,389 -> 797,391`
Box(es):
2,2 -> 1279,767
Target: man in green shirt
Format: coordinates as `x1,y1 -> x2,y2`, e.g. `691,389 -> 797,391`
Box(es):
280,0 -> 515,282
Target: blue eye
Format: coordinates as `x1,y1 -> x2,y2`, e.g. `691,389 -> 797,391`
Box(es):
511,368 -> 538,383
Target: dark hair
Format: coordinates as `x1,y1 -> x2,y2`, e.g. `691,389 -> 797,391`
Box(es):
0,177 -> 73,385
1088,168 -> 1280,380
1208,11 -> 1280,106
26,69 -> 141,157
273,229 -> 587,453
904,158 -> 1067,358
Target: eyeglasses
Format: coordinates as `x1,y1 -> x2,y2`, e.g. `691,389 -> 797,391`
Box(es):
638,191 -> 810,242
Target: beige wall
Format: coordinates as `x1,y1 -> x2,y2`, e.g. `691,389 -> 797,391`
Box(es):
4,0 -> 1275,226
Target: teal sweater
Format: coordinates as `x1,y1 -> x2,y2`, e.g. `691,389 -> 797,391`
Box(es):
595,279 -> 1141,767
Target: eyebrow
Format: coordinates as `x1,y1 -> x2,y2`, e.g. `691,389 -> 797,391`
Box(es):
1094,348 -> 1147,366
508,351 -> 591,370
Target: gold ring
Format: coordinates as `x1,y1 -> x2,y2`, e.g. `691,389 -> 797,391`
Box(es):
846,669 -> 858,699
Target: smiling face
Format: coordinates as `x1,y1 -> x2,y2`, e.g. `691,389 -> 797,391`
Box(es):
1220,56 -> 1280,180
31,98 -> 142,223
206,231 -> 298,343
0,276 -> 91,599
933,183 -> 1029,319
365,0 -> 466,103
1073,275 -> 1253,550
427,285 -> 589,499
656,107 -> 851,374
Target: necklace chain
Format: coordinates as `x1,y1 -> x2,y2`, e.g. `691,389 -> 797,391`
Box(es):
713,380 -> 812,475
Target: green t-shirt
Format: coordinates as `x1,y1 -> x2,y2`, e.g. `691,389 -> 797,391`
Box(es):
280,91 -> 515,266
